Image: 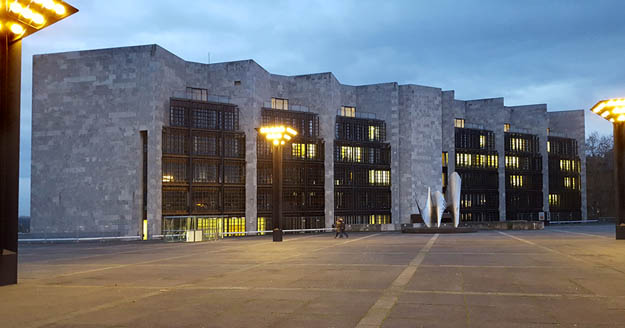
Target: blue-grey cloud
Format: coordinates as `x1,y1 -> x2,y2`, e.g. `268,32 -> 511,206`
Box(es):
18,0 -> 624,215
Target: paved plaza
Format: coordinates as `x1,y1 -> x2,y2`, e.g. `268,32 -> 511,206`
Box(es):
2,224 -> 625,327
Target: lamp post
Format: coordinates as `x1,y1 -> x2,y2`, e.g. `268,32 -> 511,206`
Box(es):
258,126 -> 298,242
590,98 -> 625,240
1,0 -> 78,286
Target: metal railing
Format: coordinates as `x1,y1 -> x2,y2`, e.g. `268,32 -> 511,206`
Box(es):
263,101 -> 310,112
171,91 -> 232,104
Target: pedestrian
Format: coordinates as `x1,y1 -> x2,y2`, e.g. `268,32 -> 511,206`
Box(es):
335,218 -> 348,238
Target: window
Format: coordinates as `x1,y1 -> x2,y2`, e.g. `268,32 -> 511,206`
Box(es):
368,126 -> 379,141
292,143 -> 306,159
170,106 -> 187,126
504,123 -> 510,132
340,146 -> 353,161
547,141 -> 551,153
505,156 -> 519,169
186,87 -> 208,101
455,118 -> 465,128
163,158 -> 187,183
307,144 -> 317,159
271,97 -> 289,110
368,170 -> 390,186
193,160 -> 220,183
442,152 -> 448,167
479,135 -> 486,148
353,147 -> 362,163
224,164 -> 244,184
510,175 -> 524,188
549,194 -> 560,207
340,106 -> 356,117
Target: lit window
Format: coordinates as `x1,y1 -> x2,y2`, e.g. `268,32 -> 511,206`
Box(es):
354,147 -> 362,163
480,135 -> 486,148
549,194 -> 560,207
368,170 -> 390,185
340,146 -> 352,161
504,123 -> 510,132
292,143 -> 306,158
564,177 -> 571,188
455,118 -> 465,128
271,97 -> 289,110
442,152 -> 448,167
340,106 -> 356,117
510,175 -> 524,187
307,144 -> 317,159
368,126 -> 379,141
547,141 -> 551,153
505,156 -> 519,169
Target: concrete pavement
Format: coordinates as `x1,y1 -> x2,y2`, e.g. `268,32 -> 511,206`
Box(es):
1,224 -> 625,327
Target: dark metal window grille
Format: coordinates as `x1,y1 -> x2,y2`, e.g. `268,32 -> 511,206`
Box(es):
257,190 -> 272,212
163,189 -> 188,213
224,163 -> 245,184
193,109 -> 218,129
224,134 -> 244,158
192,132 -> 219,156
162,158 -> 188,184
186,87 -> 208,101
163,129 -> 188,155
192,187 -> 220,212
223,188 -> 245,211
170,106 -> 187,127
192,159 -> 220,183
257,163 -> 272,185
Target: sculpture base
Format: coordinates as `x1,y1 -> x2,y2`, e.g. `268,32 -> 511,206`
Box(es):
401,227 -> 478,234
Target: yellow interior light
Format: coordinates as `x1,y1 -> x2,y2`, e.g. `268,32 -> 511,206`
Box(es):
10,23 -> 24,34
618,115 -> 625,122
601,111 -> 610,118
273,139 -> 279,145
9,2 -> 23,14
54,3 -> 66,15
22,7 -> 34,19
42,0 -> 55,10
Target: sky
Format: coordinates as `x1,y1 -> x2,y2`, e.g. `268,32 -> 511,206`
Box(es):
17,0 -> 625,216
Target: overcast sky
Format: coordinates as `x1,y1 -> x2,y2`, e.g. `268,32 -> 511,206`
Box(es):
18,0 -> 625,216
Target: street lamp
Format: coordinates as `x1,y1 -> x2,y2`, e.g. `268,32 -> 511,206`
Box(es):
1,0 -> 78,286
258,125 -> 298,242
590,98 -> 625,240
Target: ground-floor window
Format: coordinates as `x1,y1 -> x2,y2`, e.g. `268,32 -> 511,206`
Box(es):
162,216 -> 246,240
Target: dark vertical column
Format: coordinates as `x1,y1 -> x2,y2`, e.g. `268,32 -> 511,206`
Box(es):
614,123 -> 625,239
141,131 -> 148,240
0,37 -> 21,285
272,144 -> 283,242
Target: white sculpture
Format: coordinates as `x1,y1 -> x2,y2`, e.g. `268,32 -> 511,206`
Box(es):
448,172 -> 462,228
416,187 -> 432,228
433,191 -> 446,228
415,171 -> 462,229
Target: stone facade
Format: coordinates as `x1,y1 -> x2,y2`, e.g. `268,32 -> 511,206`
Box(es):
31,44 -> 587,237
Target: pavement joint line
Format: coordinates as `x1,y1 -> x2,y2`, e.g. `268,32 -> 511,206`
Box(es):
497,231 -> 625,277
356,233 -> 439,328
19,283 -> 625,300
551,229 -> 611,239
419,264 -> 577,269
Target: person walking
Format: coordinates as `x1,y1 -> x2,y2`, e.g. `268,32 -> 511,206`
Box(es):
335,218 -> 348,238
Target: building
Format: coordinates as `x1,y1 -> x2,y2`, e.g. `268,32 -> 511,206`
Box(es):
30,44 -> 586,238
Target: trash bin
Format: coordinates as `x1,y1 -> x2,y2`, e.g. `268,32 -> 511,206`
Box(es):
272,228 -> 283,242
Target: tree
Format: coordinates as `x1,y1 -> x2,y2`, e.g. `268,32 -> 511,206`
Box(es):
586,132 -> 615,219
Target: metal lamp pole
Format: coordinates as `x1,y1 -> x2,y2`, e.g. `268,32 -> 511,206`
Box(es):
259,125 -> 297,242
590,99 -> 625,239
272,143 -> 283,241
0,0 -> 78,285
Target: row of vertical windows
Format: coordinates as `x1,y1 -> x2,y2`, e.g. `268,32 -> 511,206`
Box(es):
335,117 -> 386,142
505,155 -> 542,171
559,159 -> 581,173
339,106 -> 356,117
335,215 -> 391,225
335,190 -> 391,210
170,105 -> 239,131
163,188 -> 245,214
548,137 -> 578,156
334,145 -> 390,164
261,109 -> 319,138
163,130 -> 244,158
563,177 -> 579,190
455,128 -> 495,150
509,175 -> 524,188
505,133 -> 540,154
368,170 -> 391,186
456,153 -> 498,169
291,143 -> 318,160
271,97 -> 289,110
163,159 -> 245,184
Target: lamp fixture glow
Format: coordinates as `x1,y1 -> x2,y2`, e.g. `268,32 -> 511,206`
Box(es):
259,125 -> 298,146
590,98 -> 625,123
10,23 -> 24,34
9,2 -> 23,14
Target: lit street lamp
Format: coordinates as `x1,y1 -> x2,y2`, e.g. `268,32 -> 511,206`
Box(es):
1,0 -> 78,286
258,126 -> 298,242
590,98 -> 625,239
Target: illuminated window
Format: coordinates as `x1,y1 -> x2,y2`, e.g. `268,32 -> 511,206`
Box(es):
341,146 -> 353,161
340,106 -> 356,117
547,141 -> 551,153
510,138 -> 526,152
505,156 -> 519,169
369,215 -> 391,224
271,97 -> 288,110
455,118 -> 465,128
549,194 -> 560,207
442,152 -> 448,167
354,147 -> 362,163
186,87 -> 208,101
480,135 -> 486,148
368,170 -> 390,186
510,175 -> 524,187
292,143 -> 306,158
368,126 -> 379,141
504,123 -> 510,132
307,144 -> 317,159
